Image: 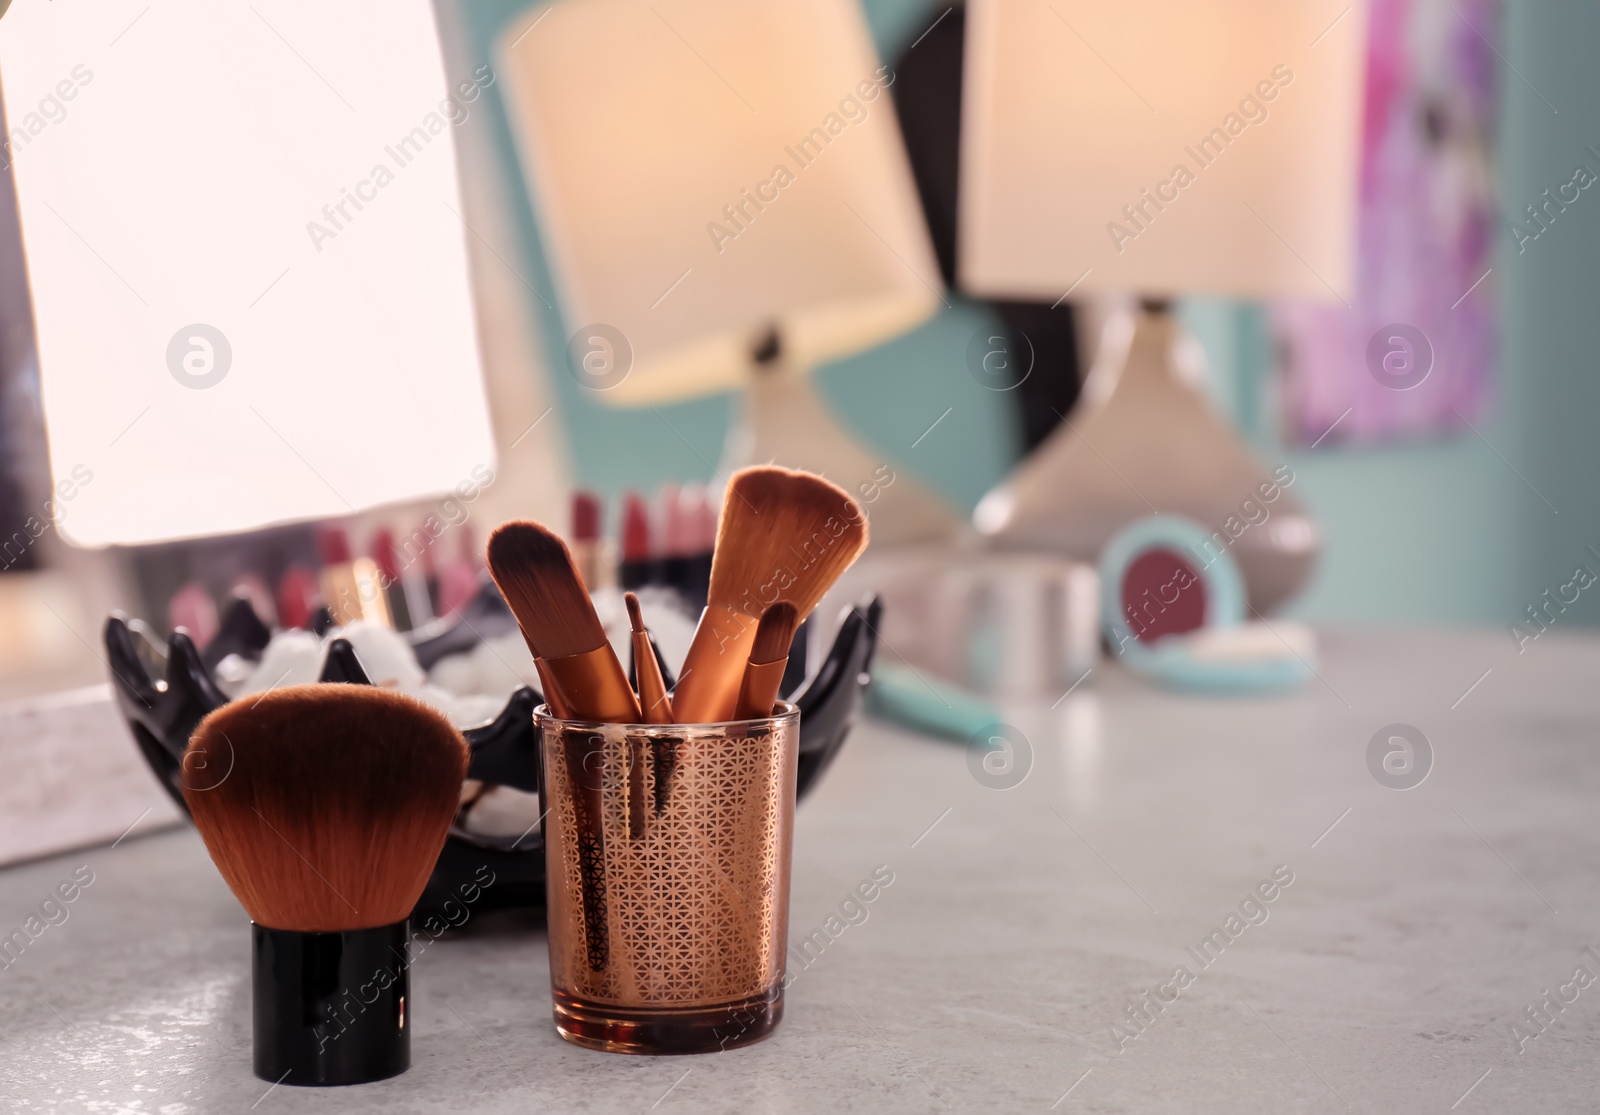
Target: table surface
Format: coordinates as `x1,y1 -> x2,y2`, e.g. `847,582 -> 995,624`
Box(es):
3,628 -> 1599,1114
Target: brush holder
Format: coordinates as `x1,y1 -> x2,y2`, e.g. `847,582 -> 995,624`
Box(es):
103,593 -> 881,922
536,703 -> 799,1055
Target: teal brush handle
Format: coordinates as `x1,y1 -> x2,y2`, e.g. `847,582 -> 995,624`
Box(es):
866,662 -> 1004,742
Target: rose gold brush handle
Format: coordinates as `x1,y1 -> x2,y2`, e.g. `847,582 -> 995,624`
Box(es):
629,630 -> 673,840
632,631 -> 674,725
533,659 -> 570,718
672,605 -> 759,723
734,658 -> 788,721
538,646 -> 642,723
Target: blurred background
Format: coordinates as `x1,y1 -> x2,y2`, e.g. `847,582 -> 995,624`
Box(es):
6,6 -> 1600,1103
429,0 -> 1599,629
0,0 -> 1597,821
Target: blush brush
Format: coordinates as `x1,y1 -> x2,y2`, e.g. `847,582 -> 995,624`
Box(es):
671,467 -> 869,723
181,685 -> 468,1086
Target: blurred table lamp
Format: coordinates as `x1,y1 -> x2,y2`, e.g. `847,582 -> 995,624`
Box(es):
0,0 -> 494,547
960,0 -> 1367,611
498,0 -> 959,545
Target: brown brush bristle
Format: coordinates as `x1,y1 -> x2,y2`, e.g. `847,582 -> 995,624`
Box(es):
709,466 -> 869,621
750,602 -> 798,665
181,685 -> 468,933
486,521 -> 609,660
624,591 -> 645,633
672,467 -> 869,722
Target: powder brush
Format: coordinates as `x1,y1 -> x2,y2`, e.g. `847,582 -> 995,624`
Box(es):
734,601 -> 798,720
671,467 -> 868,723
182,685 -> 468,1086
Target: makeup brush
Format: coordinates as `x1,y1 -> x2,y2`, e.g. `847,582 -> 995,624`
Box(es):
486,520 -> 636,971
625,592 -> 673,725
734,602 -> 798,720
623,592 -> 670,839
484,521 -> 640,723
181,685 -> 467,1086
671,467 -> 869,723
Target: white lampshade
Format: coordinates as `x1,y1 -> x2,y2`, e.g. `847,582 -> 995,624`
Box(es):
0,0 -> 494,546
959,0 -> 1367,301
498,0 -> 941,404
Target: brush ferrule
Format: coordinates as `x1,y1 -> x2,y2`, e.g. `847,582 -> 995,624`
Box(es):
673,606 -> 760,723
540,646 -> 642,723
533,658 -> 571,718
631,631 -> 674,724
735,657 -> 789,720
252,920 -> 410,1087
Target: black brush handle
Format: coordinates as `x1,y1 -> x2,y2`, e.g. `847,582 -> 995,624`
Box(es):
253,920 -> 410,1086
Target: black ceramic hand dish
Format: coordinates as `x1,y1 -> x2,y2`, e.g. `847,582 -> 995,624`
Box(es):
104,594 -> 882,921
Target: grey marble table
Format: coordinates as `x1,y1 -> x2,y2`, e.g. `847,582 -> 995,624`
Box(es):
2,628 -> 1598,1113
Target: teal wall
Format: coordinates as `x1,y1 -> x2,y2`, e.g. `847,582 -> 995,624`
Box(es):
458,0 -> 1600,627
1226,0 -> 1600,627
1496,0 -> 1600,630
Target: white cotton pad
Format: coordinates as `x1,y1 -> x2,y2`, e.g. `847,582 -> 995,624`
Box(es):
461,785 -> 543,840
1184,620 -> 1316,663
1134,622 -> 1317,695
405,683 -> 460,725
446,692 -> 509,730
465,633 -> 540,695
240,629 -> 323,694
407,683 -> 502,730
426,651 -> 479,697
211,653 -> 256,699
331,620 -> 425,690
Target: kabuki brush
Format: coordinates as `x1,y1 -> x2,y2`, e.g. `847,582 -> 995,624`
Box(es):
181,685 -> 468,1085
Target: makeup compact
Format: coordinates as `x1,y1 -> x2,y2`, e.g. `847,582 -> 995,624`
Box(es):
1099,515 -> 1315,694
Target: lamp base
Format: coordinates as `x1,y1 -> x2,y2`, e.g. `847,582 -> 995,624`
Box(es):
723,361 -> 961,548
973,305 -> 1317,614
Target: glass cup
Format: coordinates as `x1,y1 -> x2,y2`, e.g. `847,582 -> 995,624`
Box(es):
535,702 -> 800,1054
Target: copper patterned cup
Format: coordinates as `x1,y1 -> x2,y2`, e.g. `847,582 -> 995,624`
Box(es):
535,703 -> 800,1054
